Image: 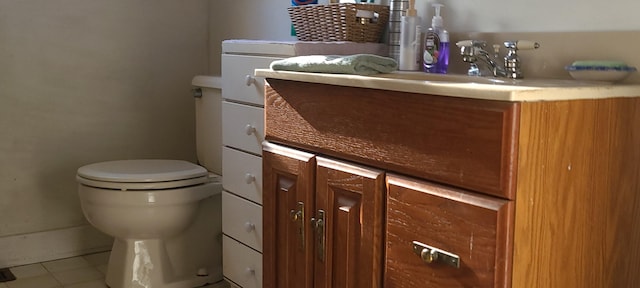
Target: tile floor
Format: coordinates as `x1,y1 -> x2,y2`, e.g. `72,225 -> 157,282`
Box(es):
0,252 -> 226,288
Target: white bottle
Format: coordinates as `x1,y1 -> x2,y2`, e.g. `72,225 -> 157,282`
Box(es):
398,0 -> 421,70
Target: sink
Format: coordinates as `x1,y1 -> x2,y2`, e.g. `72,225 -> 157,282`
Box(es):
373,71 -> 607,88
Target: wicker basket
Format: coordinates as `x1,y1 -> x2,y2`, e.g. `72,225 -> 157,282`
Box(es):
288,3 -> 389,43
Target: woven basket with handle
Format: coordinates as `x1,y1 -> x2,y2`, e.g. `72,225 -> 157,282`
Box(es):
288,3 -> 390,43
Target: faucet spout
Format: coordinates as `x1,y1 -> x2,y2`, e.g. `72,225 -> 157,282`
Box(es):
475,50 -> 507,78
456,40 -> 539,79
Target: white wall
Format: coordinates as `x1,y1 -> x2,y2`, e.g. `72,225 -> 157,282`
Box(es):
0,0 -> 210,264
414,0 -> 640,32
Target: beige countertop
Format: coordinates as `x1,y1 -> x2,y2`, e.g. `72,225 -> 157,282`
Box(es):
255,69 -> 640,102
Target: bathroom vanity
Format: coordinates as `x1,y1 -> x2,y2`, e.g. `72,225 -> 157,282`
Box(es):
258,70 -> 640,287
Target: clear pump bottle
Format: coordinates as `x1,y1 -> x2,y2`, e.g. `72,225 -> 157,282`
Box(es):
398,0 -> 421,70
423,3 -> 449,74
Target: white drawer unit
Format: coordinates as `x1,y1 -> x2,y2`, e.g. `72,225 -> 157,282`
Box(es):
223,235 -> 263,288
222,147 -> 262,204
222,191 -> 263,252
221,102 -> 264,155
221,40 -> 293,288
221,54 -> 283,106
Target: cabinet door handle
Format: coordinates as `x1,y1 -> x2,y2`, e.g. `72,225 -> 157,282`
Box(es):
290,201 -> 305,249
412,241 -> 460,268
311,210 -> 325,262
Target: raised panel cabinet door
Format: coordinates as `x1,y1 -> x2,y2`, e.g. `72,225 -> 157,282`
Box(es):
263,142 -> 316,288
314,157 -> 385,288
385,174 -> 513,288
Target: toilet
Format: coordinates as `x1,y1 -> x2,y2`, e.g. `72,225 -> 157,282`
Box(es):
76,76 -> 223,288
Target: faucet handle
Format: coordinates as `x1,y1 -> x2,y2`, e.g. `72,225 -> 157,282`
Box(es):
456,40 -> 486,48
504,40 -> 540,51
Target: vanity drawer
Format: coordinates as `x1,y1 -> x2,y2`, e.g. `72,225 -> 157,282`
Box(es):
222,101 -> 264,155
222,54 -> 283,106
223,235 -> 263,288
384,174 -> 513,288
222,147 -> 263,204
222,191 -> 263,252
264,79 -> 519,199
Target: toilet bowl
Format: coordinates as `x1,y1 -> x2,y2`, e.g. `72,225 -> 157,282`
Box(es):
77,76 -> 223,288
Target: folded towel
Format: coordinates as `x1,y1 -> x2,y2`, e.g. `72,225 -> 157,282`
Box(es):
270,54 -> 398,75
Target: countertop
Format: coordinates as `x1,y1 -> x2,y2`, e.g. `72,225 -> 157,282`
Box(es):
255,69 -> 640,102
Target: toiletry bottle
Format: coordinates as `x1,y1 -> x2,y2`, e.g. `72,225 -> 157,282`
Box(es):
398,0 -> 421,70
423,3 -> 449,73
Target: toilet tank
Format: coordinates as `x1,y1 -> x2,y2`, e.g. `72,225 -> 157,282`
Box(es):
192,75 -> 222,174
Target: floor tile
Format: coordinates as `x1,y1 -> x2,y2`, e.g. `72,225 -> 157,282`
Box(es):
42,257 -> 90,273
51,267 -> 103,286
62,279 -> 108,288
82,252 -> 110,267
8,264 -> 48,279
5,274 -> 61,288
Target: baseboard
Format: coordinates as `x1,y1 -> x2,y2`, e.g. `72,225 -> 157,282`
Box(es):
0,225 -> 113,268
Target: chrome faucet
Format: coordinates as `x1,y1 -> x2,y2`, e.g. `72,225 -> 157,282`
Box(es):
456,40 -> 540,79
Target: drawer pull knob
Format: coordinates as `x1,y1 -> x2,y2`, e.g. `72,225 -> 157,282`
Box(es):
244,222 -> 255,232
420,248 -> 439,263
245,75 -> 255,86
245,267 -> 255,275
412,241 -> 460,268
244,124 -> 256,135
244,173 -> 256,184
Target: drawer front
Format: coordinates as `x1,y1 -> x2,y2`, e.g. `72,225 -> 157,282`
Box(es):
222,191 -> 263,252
384,174 -> 513,288
223,235 -> 263,288
223,101 -> 264,155
222,147 -> 263,204
264,79 -> 519,199
222,54 -> 283,106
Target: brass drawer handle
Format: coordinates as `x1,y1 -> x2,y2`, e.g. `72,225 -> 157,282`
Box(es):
412,241 -> 460,269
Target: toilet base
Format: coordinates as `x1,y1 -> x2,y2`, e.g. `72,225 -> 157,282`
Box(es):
106,238 -> 220,288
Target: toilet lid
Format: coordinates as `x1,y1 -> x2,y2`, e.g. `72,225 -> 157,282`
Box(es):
77,160 -> 208,189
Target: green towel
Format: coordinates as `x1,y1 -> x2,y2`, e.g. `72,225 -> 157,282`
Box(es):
270,54 -> 398,76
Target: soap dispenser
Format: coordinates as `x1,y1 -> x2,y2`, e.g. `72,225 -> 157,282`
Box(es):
423,3 -> 449,73
398,0 -> 421,70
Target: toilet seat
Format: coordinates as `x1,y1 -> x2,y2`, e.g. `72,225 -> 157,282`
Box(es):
77,159 -> 209,190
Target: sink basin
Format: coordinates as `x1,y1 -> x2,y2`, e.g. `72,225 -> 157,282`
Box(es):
373,71 -> 607,87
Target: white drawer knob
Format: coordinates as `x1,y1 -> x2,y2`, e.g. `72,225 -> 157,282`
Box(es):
244,124 -> 256,135
245,75 -> 255,86
244,222 -> 256,232
245,267 -> 255,275
244,173 -> 256,184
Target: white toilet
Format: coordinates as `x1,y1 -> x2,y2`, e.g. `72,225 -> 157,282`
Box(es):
76,76 -> 224,288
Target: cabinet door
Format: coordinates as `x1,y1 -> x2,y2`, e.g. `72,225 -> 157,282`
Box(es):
314,157 -> 385,288
263,142 -> 315,288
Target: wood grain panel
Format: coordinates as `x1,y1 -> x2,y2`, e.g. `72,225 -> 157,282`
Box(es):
265,79 -> 519,199
385,174 -> 513,288
314,157 -> 385,288
513,98 -> 640,287
263,142 -> 316,288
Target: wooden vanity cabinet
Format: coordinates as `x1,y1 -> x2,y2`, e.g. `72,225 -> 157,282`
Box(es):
262,78 -> 640,288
